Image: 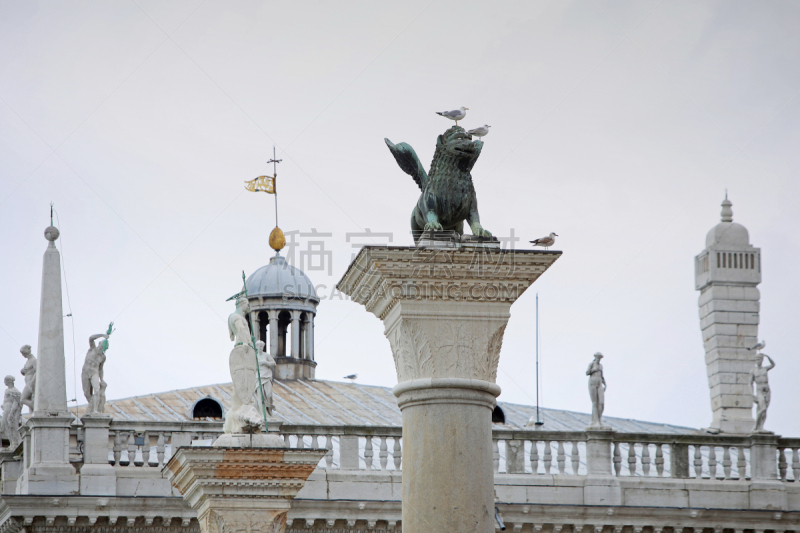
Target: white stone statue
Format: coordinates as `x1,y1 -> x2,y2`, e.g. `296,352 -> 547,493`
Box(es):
255,340 -> 275,416
1,375 -> 22,449
81,325 -> 112,415
19,345 -> 36,413
223,297 -> 262,434
586,352 -> 607,427
750,352 -> 775,433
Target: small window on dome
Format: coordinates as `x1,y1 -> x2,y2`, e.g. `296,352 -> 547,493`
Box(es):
192,398 -> 223,420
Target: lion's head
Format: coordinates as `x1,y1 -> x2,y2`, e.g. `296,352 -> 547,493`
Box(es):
430,126 -> 483,177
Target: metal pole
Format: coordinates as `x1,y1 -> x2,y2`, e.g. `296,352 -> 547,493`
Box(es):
535,293 -> 543,425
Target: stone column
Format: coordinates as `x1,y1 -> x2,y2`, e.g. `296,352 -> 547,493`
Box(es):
251,312 -> 261,344
268,310 -> 279,358
308,314 -> 315,361
337,246 -> 560,533
164,445 -> 326,533
79,415 -> 116,495
290,310 -> 301,359
18,226 -> 78,494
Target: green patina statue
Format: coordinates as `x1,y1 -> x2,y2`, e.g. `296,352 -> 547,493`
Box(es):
385,126 -> 492,243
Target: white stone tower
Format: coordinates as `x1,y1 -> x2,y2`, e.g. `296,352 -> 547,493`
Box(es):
695,196 -> 761,433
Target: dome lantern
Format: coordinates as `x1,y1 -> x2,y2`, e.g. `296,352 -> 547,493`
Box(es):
245,254 -> 319,380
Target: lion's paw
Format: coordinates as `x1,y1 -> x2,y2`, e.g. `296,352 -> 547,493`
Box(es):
473,226 -> 492,239
424,221 -> 443,232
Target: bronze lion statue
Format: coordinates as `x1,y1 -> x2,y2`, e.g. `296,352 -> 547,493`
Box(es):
385,126 -> 492,244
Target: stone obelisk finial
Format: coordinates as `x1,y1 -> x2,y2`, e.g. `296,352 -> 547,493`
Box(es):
33,224 -> 68,414
18,220 -> 78,494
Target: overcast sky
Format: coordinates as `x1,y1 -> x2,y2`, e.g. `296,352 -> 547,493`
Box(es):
1,1 -> 799,436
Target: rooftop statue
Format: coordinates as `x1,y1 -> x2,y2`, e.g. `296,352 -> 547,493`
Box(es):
224,296 -> 262,434
385,126 -> 492,243
255,340 -> 275,416
587,352 -> 607,428
81,323 -> 112,415
19,345 -> 36,413
750,350 -> 775,433
1,375 -> 22,449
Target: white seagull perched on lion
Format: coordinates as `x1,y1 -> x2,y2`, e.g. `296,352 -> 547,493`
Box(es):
436,107 -> 468,125
468,125 -> 491,139
530,232 -> 558,250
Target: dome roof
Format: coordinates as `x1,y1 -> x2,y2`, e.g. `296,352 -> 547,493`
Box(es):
705,197 -> 750,247
246,255 -> 318,301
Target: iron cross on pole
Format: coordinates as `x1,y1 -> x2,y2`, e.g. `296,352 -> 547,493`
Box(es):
267,146 -> 282,227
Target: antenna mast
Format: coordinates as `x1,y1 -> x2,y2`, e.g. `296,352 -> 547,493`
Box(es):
535,293 -> 543,425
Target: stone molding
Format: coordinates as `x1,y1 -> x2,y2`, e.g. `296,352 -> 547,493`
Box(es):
337,247 -> 560,321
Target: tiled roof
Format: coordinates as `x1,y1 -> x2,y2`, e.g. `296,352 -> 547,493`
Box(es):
71,380 -> 697,434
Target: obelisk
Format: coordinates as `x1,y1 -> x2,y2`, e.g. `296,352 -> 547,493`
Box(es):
338,245 -> 559,533
18,224 -> 78,494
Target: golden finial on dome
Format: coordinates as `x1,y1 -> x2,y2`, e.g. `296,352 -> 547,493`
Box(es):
269,226 -> 285,251
244,146 -> 285,252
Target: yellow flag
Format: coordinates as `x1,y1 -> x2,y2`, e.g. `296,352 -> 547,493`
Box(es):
244,175 -> 276,194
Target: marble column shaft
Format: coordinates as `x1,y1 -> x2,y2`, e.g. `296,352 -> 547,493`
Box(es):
290,310 -> 301,359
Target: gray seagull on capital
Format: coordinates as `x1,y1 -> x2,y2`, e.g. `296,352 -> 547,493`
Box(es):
436,107 -> 468,126
530,232 -> 558,250
748,340 -> 766,351
468,125 -> 491,139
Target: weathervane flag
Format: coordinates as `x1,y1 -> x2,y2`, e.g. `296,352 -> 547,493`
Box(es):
244,175 -> 276,194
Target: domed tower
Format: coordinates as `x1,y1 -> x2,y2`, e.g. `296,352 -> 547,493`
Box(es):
246,253 -> 319,380
695,196 -> 761,433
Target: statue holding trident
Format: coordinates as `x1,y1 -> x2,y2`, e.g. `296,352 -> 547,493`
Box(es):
82,322 -> 113,415
222,273 -> 270,435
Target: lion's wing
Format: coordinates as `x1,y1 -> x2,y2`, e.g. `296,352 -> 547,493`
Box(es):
384,138 -> 428,190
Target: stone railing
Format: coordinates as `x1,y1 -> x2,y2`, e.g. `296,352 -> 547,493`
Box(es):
37,421 -> 800,482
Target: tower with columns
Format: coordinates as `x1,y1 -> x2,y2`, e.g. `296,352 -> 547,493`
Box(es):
695,196 -> 761,434
245,253 -> 319,380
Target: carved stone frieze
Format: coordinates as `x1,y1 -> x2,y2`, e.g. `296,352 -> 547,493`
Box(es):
201,509 -> 285,533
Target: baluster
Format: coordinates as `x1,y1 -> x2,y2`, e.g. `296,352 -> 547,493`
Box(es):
393,437 -> 402,471
364,437 -> 374,471
737,446 -> 747,480
708,446 -> 718,479
113,431 -> 122,465
556,441 -> 566,474
722,446 -> 732,480
507,440 -> 523,473
693,446 -> 703,478
778,448 -> 788,481
642,444 -> 651,477
543,441 -> 553,474
571,441 -> 580,475
655,444 -> 664,477
142,431 -> 151,467
127,431 -> 137,467
492,439 -> 500,473
156,432 -> 165,467
613,442 -> 621,476
530,440 -> 540,475
627,443 -> 636,476
310,434 -> 319,450
296,434 -> 305,449
379,437 -> 388,471
325,436 -> 334,469
792,448 -> 800,482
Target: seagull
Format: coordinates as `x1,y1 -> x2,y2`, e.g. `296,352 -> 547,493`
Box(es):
748,340 -> 766,351
436,107 -> 468,126
530,232 -> 558,250
344,374 -> 358,382
468,125 -> 491,139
